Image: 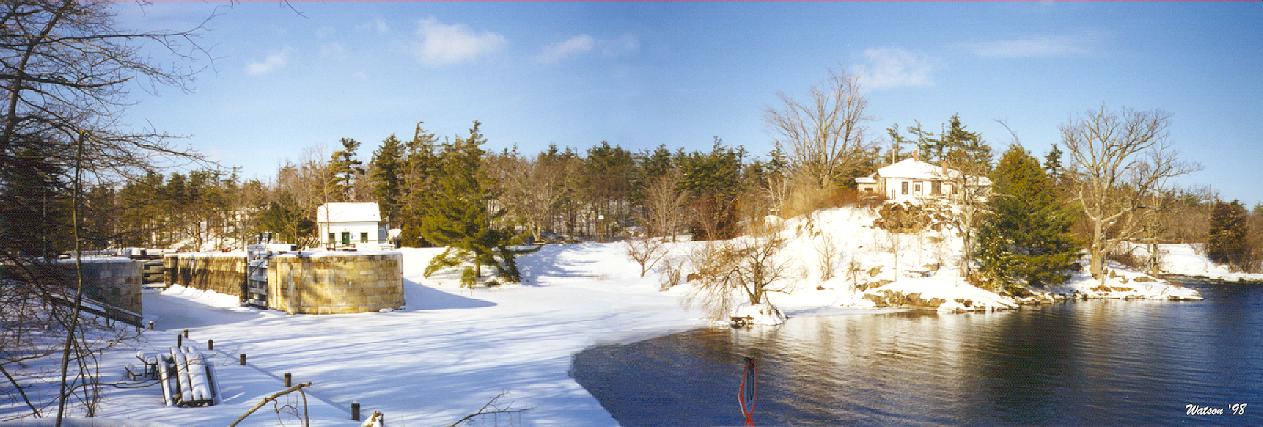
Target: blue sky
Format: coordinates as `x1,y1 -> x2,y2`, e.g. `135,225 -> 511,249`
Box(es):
116,2 -> 1263,204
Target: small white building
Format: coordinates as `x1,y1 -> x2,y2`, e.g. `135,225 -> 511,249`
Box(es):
316,202 -> 387,249
855,158 -> 991,203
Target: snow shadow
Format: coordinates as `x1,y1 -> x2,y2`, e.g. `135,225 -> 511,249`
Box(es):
143,291 -> 265,330
403,278 -> 495,311
516,244 -> 605,286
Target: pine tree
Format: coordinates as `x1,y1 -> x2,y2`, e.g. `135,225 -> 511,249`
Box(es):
420,121 -> 519,283
328,137 -> 363,200
976,145 -> 1080,292
1044,144 -> 1064,185
1207,200 -> 1250,268
370,134 -> 405,227
399,123 -> 440,247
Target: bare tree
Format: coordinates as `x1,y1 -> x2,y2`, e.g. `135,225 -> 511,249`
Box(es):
685,220 -> 790,319
874,202 -> 930,279
1060,106 -> 1199,281
642,168 -> 687,241
625,234 -> 666,278
816,234 -> 839,281
0,1 -> 210,422
766,70 -> 871,189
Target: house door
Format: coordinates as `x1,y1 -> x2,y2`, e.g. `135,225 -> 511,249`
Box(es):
341,232 -> 350,246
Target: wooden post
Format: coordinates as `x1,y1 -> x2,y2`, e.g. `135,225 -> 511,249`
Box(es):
239,354 -> 246,366
177,334 -> 182,347
283,372 -> 292,387
207,339 -> 214,351
147,321 -> 155,330
351,401 -> 360,421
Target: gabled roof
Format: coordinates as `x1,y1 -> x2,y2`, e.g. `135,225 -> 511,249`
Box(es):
877,158 -> 953,180
316,202 -> 381,223
854,158 -> 992,186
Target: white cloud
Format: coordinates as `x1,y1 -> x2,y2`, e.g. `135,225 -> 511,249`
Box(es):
960,35 -> 1092,58
851,48 -> 934,90
537,35 -> 595,64
536,34 -> 639,64
245,48 -> 291,76
319,42 -> 347,60
413,17 -> 505,66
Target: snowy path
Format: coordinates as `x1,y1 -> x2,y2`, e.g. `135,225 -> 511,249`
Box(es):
83,244 -> 708,426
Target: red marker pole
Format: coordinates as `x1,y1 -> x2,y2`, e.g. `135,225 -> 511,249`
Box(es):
739,357 -> 757,427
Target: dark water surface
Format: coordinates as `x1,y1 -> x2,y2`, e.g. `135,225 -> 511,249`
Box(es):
571,282 -> 1262,426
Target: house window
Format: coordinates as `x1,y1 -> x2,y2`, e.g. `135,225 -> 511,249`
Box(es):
341,232 -> 351,245
901,181 -> 909,195
932,181 -> 942,195
328,232 -> 335,244
914,182 -> 922,193
360,232 -> 368,244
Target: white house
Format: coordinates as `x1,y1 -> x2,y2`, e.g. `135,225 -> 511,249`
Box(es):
855,158 -> 991,203
316,202 -> 387,249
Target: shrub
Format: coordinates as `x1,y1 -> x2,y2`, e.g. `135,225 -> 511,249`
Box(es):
460,266 -> 476,288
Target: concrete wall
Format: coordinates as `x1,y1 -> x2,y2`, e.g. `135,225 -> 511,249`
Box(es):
267,252 -> 404,315
173,253 -> 247,300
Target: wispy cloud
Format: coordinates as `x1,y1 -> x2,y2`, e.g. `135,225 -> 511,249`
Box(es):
959,34 -> 1094,58
245,48 -> 291,76
413,17 -> 505,66
536,34 -> 639,64
851,48 -> 934,90
537,35 -> 595,64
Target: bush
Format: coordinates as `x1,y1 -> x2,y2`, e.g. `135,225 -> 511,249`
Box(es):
460,266 -> 476,288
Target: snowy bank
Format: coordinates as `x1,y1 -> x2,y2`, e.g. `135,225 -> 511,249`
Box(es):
1122,242 -> 1263,282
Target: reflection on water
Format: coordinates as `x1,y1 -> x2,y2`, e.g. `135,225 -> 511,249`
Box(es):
571,282 -> 1262,426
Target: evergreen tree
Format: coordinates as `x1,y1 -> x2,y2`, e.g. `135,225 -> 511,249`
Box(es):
370,134 -> 405,227
1207,200 -> 1250,268
1044,144 -> 1064,185
399,123 -> 440,246
976,145 -> 1079,291
678,137 -> 745,239
328,137 -> 363,200
420,121 -> 519,282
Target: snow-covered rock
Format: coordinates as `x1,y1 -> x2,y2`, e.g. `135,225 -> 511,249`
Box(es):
732,303 -> 787,326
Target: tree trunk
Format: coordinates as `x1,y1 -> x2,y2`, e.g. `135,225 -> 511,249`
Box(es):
1090,221 -> 1105,283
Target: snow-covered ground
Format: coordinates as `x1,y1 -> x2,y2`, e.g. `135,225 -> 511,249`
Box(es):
2,208 -> 1210,425
1120,242 -> 1263,282
4,244 -> 720,426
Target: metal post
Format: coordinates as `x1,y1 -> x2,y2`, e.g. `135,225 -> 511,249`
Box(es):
239,354 -> 246,366
351,401 -> 361,421
284,372 -> 292,387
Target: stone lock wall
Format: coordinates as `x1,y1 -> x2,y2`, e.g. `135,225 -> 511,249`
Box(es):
162,254 -> 179,286
266,252 -> 404,314
173,253 -> 248,300
57,258 -> 143,314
